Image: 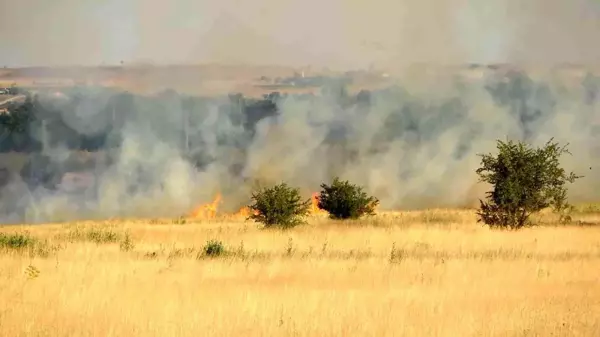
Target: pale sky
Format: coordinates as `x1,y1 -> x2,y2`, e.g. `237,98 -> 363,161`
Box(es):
1,0 -> 600,69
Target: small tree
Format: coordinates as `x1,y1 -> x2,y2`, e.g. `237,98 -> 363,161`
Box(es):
248,183 -> 311,229
317,177 -> 379,220
476,138 -> 582,229
0,93 -> 35,134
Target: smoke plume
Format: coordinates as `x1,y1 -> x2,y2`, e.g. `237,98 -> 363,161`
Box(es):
0,67 -> 599,223
1,1 -> 600,223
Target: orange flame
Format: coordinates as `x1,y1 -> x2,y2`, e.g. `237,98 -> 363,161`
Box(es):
189,192 -> 330,220
311,192 -> 327,215
189,193 -> 259,219
190,193 -> 222,219
235,206 -> 259,218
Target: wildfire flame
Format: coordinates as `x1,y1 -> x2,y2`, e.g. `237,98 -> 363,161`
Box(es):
311,192 -> 327,215
188,193 -> 258,219
235,206 -> 258,218
189,193 -> 222,219
188,192 -> 330,220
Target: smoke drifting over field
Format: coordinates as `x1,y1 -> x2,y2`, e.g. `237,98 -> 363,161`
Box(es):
2,0 -> 600,222
1,68 -> 600,223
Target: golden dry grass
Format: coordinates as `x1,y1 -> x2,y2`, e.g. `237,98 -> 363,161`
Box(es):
1,209 -> 600,336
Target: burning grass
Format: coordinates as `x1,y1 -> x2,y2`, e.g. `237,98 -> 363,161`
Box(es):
187,191 -> 327,222
1,209 -> 600,336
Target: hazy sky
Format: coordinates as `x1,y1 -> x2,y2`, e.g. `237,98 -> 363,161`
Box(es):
1,0 -> 600,69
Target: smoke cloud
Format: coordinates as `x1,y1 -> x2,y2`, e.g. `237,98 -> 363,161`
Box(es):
1,1 -> 600,223
0,67 -> 599,223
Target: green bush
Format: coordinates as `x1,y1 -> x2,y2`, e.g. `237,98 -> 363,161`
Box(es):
248,183 -> 311,229
0,232 -> 36,250
202,240 -> 225,257
317,177 -> 379,219
0,232 -> 58,257
476,138 -> 582,229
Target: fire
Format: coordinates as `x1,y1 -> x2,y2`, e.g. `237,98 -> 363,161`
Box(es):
190,193 -> 222,219
235,206 -> 259,218
310,192 -> 327,215
189,193 -> 258,219
188,192 -> 330,220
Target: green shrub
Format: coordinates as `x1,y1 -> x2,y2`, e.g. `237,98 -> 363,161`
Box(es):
476,138 -> 582,229
248,182 -> 311,229
317,177 -> 379,219
0,232 -> 58,257
202,240 -> 225,257
0,232 -> 36,250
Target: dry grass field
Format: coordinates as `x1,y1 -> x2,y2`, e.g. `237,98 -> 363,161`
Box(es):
1,208 -> 599,337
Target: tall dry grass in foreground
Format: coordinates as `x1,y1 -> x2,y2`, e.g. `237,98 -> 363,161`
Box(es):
1,209 -> 600,337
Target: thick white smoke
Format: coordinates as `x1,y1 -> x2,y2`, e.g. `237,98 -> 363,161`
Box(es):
1,67 -> 598,224
1,1 -> 600,223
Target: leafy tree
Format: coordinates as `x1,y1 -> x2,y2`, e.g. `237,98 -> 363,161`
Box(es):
0,94 -> 35,134
476,138 -> 582,229
248,182 -> 311,229
0,94 -> 36,152
317,177 -> 379,219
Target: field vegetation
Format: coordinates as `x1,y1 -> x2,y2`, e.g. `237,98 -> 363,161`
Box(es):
1,136 -> 599,336
1,67 -> 599,335
1,208 -> 600,336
